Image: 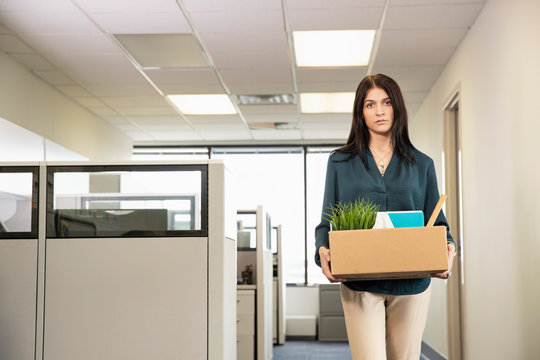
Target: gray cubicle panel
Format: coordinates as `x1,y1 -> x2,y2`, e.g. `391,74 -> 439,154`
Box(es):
0,164 -> 40,360
0,161 -> 237,360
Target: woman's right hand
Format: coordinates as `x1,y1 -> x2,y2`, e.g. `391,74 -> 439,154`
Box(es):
319,246 -> 347,283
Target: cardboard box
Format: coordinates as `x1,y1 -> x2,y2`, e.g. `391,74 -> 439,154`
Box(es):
329,226 -> 448,280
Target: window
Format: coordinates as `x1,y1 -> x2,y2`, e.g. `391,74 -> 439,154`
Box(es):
47,164 -> 207,238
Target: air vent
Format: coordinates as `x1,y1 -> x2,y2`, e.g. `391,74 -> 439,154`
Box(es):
235,94 -> 296,105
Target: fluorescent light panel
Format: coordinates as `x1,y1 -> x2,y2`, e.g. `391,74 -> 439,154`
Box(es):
300,92 -> 355,113
293,30 -> 375,67
168,94 -> 237,115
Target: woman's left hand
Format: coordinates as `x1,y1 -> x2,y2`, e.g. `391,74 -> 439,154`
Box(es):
433,243 -> 456,279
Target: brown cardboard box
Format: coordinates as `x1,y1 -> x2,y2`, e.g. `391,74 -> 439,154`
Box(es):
329,226 -> 448,280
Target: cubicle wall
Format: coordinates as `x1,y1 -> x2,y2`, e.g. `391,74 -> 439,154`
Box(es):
0,165 -> 39,360
0,161 -> 236,360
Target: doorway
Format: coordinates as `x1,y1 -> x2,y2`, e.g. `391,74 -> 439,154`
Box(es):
442,92 -> 465,360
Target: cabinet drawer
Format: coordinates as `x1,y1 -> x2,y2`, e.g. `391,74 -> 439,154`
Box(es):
319,288 -> 343,313
237,314 -> 255,335
237,290 -> 255,315
237,335 -> 254,360
319,315 -> 348,341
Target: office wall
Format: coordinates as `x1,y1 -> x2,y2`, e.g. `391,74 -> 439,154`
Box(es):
0,53 -> 132,161
411,0 -> 540,358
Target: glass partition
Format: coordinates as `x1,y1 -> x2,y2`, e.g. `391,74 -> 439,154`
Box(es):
0,166 -> 39,238
46,164 -> 207,238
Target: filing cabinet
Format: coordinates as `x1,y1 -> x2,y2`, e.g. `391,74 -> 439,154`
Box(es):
237,289 -> 255,359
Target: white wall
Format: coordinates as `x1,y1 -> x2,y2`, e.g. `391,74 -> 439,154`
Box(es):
411,0 -> 540,358
0,53 -> 132,161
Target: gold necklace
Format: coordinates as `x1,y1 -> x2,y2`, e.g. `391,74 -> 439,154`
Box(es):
369,146 -> 393,176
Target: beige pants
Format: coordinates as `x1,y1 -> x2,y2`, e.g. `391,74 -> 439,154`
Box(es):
340,284 -> 431,360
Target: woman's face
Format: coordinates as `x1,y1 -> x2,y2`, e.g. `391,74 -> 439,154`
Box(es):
362,87 -> 394,138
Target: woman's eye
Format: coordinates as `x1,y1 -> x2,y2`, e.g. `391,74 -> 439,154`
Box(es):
385,101 -> 392,106
366,103 -> 373,108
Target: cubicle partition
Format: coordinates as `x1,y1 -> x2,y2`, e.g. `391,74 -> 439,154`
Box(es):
0,161 -> 236,360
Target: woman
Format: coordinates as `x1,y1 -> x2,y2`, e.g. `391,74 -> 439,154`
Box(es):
315,73 -> 456,360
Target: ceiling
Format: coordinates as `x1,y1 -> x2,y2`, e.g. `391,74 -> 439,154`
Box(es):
0,0 -> 486,146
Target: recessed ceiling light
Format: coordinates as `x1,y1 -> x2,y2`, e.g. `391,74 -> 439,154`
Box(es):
293,30 -> 376,67
168,94 -> 237,115
300,92 -> 355,113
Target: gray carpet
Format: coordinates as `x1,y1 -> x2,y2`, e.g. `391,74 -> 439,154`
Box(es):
273,340 -> 352,360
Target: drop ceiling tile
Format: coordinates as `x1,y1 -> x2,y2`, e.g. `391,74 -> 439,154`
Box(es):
296,68 -> 367,83
9,53 -> 55,70
302,129 -> 348,140
137,123 -> 193,132
190,10 -> 284,32
100,95 -> 169,108
85,83 -> 158,96
252,129 -> 302,140
116,106 -> 178,116
201,130 -> 252,141
56,85 -> 92,97
300,113 -> 352,122
182,0 -> 282,12
22,33 -> 118,54
90,12 -> 191,34
123,131 -> 155,141
149,130 -> 203,141
371,65 -> 444,92
74,0 -> 180,12
158,83 -> 226,95
286,0 -> 384,9
0,34 -> 33,52
185,115 -> 243,124
145,68 -> 219,85
302,121 -> 350,130
73,97 -> 107,107
227,83 -> 294,95
384,3 -> 485,29
243,114 -> 299,124
88,107 -> 120,117
286,7 -> 382,31
375,48 -> 454,67
126,115 -> 187,125
192,123 -> 246,131
115,123 -> 143,132
220,68 -> 292,84
297,82 -> 359,93
43,51 -> 134,71
239,104 -> 297,115
0,11 -> 99,34
211,51 -> 291,70
33,70 -> 76,85
102,116 -> 130,125
66,69 -> 147,85
202,31 -> 288,54
390,0 -> 487,6
379,29 -> 468,50
0,0 -> 78,12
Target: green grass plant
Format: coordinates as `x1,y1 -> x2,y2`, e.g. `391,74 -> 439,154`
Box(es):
325,198 -> 380,231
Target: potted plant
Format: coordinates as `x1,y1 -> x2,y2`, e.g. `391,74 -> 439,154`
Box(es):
325,198 -> 380,231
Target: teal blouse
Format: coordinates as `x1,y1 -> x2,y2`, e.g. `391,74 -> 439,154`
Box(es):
315,148 -> 455,295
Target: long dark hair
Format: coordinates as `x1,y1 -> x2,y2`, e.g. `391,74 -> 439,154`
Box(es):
336,73 -> 415,167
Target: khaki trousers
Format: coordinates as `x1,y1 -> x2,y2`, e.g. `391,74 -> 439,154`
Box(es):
340,284 -> 431,360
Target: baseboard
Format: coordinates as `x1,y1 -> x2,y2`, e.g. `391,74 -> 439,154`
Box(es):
285,335 -> 317,341
421,341 -> 447,360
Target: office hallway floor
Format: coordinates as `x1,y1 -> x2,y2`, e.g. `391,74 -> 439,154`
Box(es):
273,340 -> 352,360
273,340 -> 430,359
